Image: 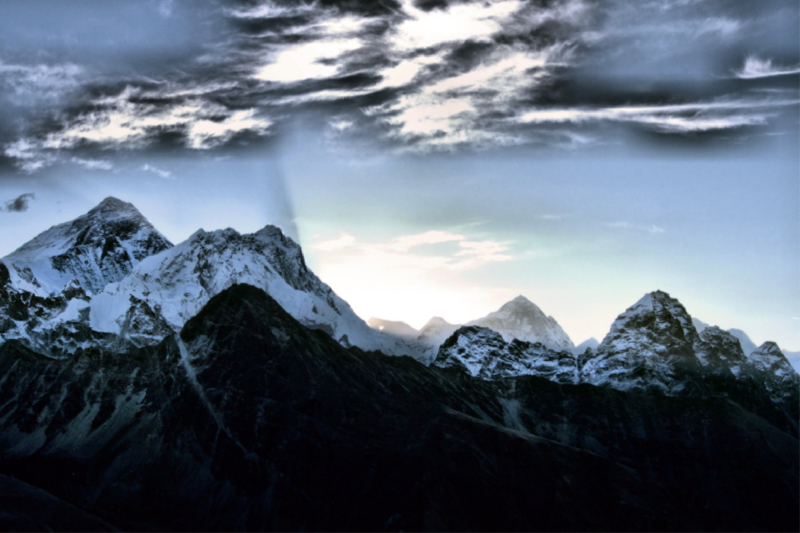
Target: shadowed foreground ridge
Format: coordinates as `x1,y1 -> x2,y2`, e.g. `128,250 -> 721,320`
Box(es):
0,284 -> 797,531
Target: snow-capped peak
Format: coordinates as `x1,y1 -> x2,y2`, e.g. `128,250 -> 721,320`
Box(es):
600,290 -> 696,350
421,316 -> 453,330
466,295 -> 574,351
2,197 -> 172,296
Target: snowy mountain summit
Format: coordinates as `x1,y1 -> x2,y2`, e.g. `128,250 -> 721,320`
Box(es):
467,295 -> 573,351
2,197 -> 172,296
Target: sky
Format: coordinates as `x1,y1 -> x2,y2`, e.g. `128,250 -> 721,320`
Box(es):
0,0 -> 798,349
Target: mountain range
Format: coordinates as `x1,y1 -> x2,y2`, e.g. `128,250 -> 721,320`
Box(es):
0,198 -> 797,531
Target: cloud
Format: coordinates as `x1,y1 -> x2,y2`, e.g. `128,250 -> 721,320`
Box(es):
71,157 -> 113,170
734,56 -> 800,79
390,0 -> 524,51
139,163 -> 173,179
2,193 -> 35,213
3,139 -> 54,173
0,59 -> 83,104
606,221 -> 665,234
312,230 -> 513,270
3,86 -> 272,170
43,87 -> 270,150
516,97 -> 797,134
0,0 -> 797,162
254,39 -> 364,83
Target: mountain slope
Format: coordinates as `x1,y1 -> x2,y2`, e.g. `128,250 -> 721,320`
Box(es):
0,284 -> 796,531
573,337 -> 599,355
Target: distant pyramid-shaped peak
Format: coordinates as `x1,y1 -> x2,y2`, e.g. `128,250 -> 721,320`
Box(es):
468,296 -> 573,350
421,316 -> 454,330
3,198 -> 172,294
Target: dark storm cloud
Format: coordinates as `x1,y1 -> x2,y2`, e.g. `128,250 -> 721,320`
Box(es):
0,0 -> 797,170
2,193 -> 35,213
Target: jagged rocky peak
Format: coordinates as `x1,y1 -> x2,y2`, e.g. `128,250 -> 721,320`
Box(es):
581,291 -> 705,393
434,325 -> 578,383
748,341 -> 800,404
468,294 -> 574,351
750,341 -> 794,373
2,196 -> 173,295
600,290 -> 699,349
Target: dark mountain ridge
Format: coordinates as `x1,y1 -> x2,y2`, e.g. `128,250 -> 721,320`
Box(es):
0,284 -> 797,531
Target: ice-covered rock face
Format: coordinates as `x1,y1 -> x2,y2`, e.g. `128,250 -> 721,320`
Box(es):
2,197 -> 172,296
434,325 -> 578,383
467,295 -> 574,351
0,263 -> 116,357
0,198 -> 172,357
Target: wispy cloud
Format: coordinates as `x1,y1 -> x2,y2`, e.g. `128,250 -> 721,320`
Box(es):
606,221 -> 665,234
0,59 -> 83,104
516,97 -> 797,133
312,230 -> 513,271
71,157 -> 113,170
139,163 -> 173,179
734,55 -> 800,79
3,139 -> 54,173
